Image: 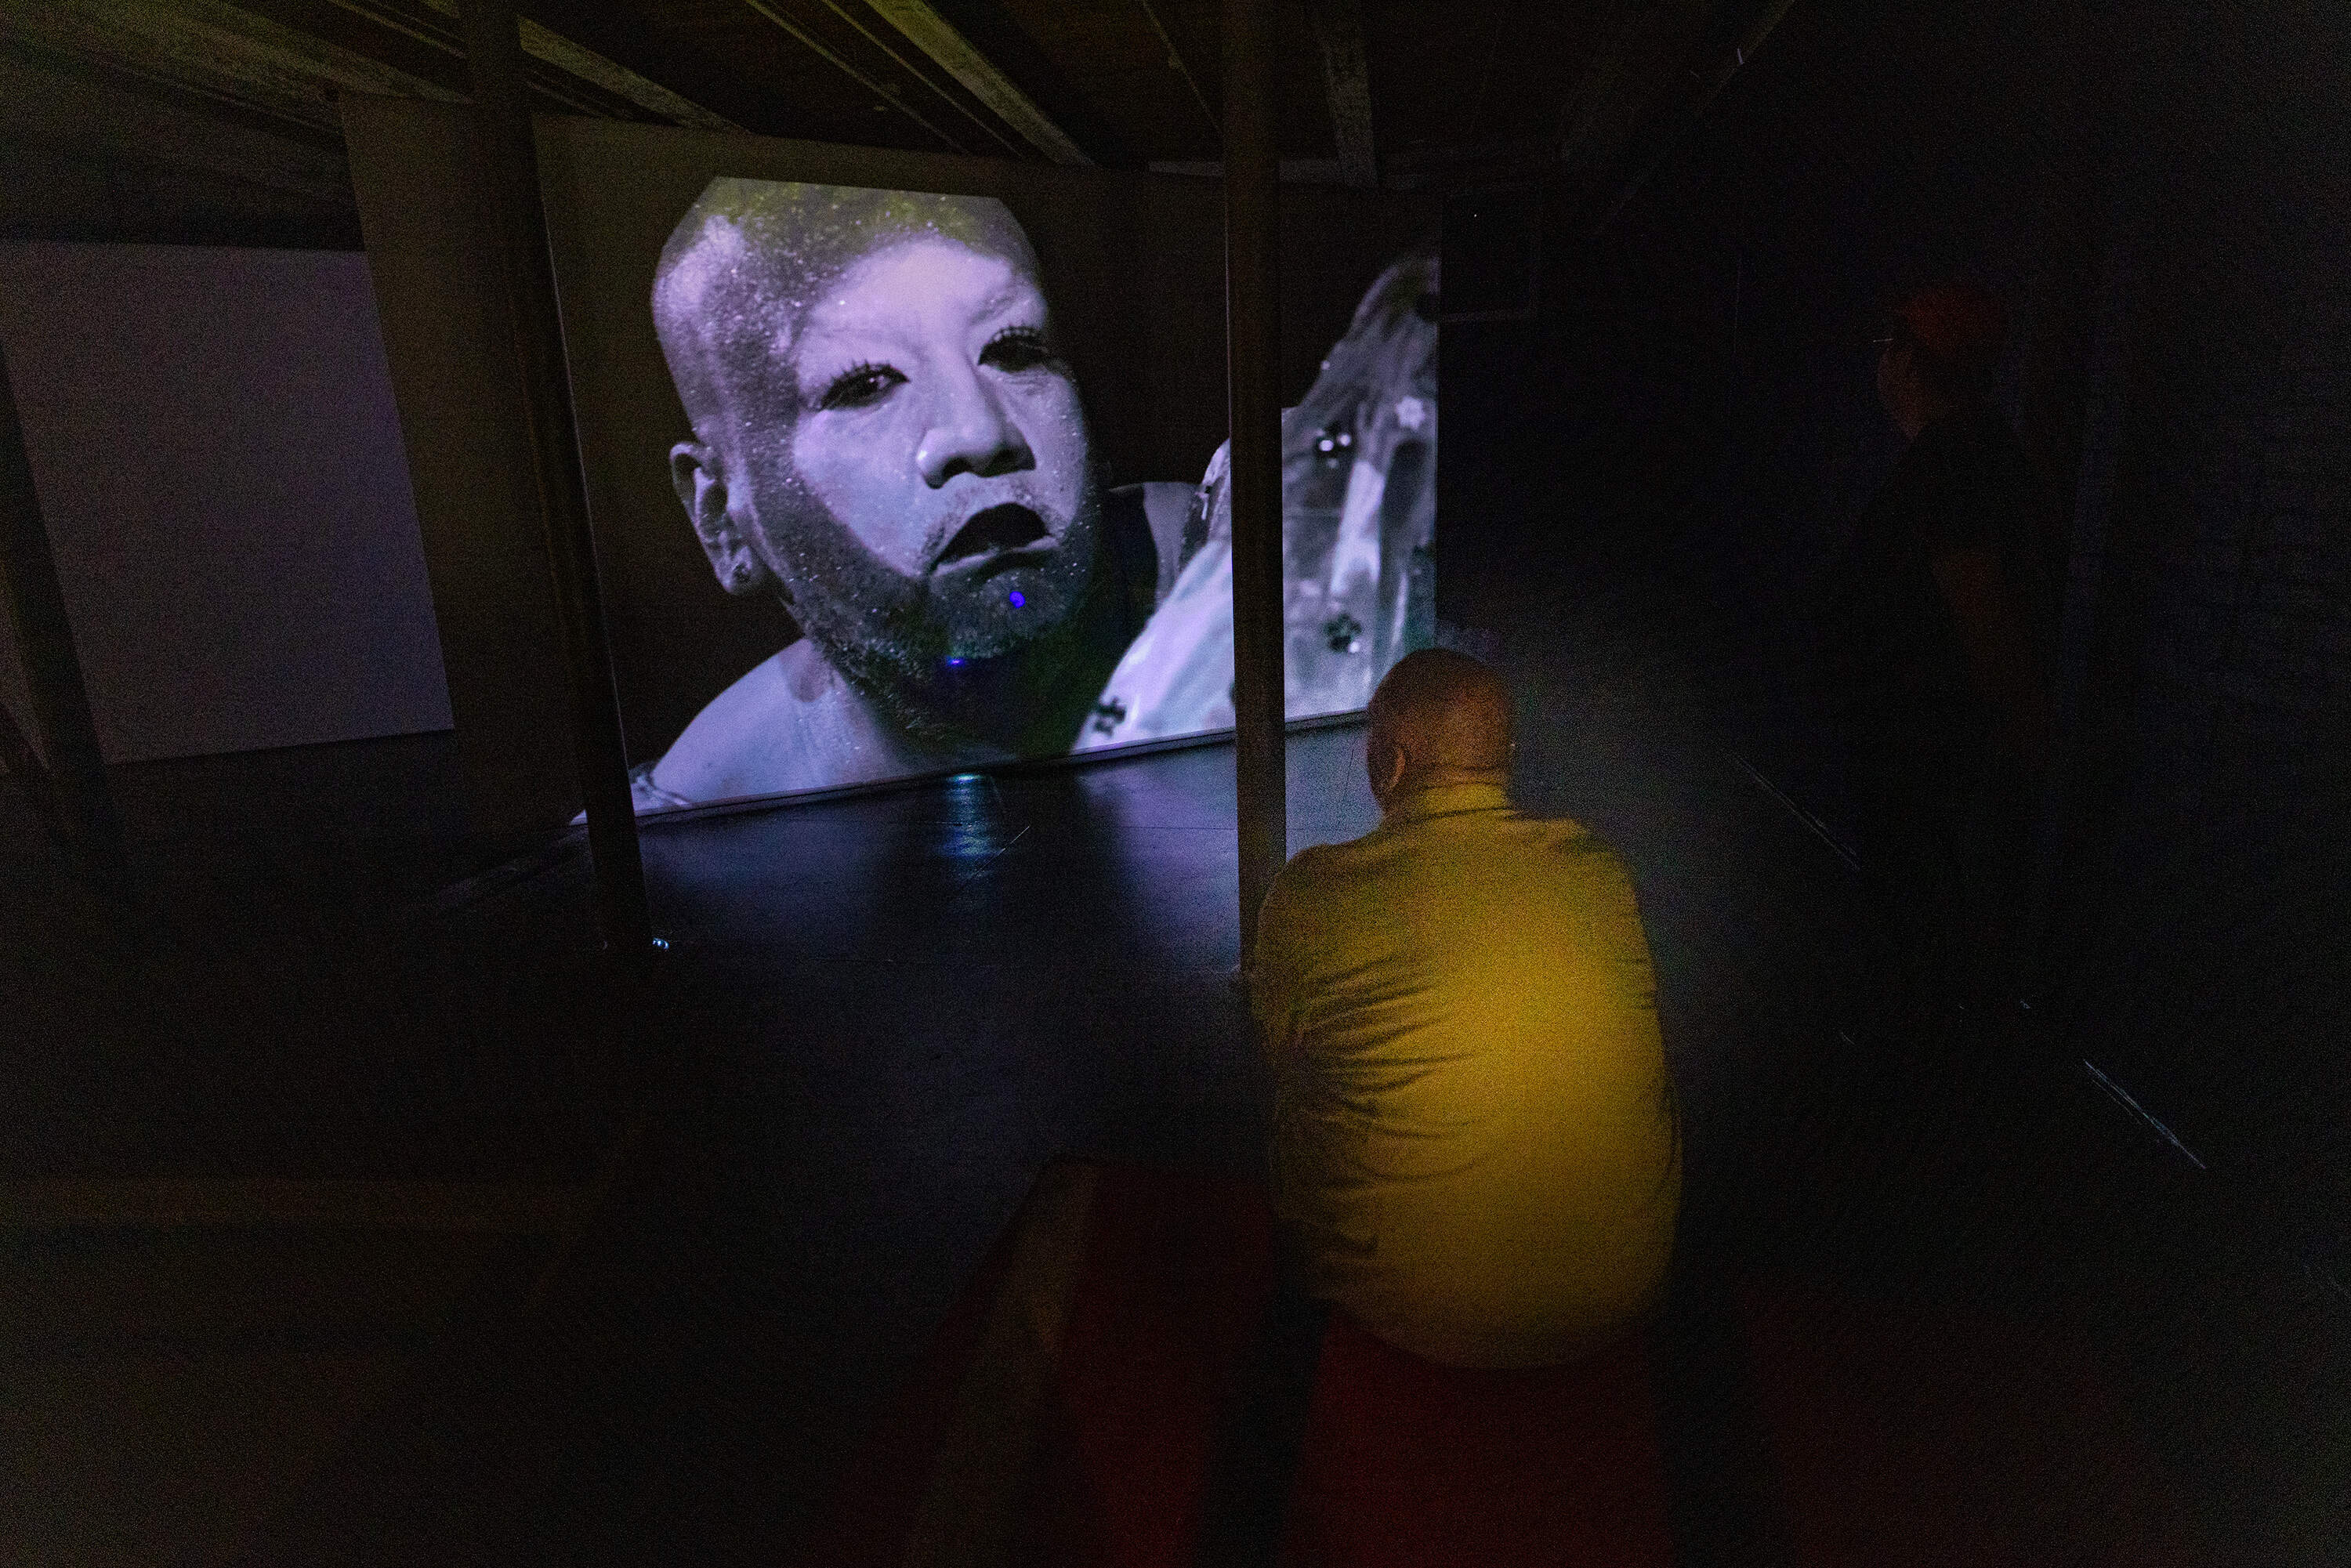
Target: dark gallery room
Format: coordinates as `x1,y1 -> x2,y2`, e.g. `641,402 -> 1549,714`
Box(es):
2,1 -> 2346,1563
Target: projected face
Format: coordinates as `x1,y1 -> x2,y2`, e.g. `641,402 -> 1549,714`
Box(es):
713,238 -> 1099,675
627,172 -> 1435,810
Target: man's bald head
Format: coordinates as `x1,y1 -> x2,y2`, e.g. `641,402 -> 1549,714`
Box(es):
1366,649 -> 1514,809
652,178 -> 1041,438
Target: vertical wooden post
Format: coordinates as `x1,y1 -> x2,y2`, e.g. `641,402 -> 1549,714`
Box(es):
458,0 -> 652,952
0,339 -> 119,856
1226,0 -> 1285,971
2021,237 -> 2135,992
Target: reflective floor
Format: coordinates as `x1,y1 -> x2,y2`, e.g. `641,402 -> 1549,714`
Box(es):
170,695 -> 1954,1561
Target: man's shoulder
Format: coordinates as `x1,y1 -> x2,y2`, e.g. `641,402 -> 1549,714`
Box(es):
647,643 -> 879,803
1258,838 -> 1362,935
1432,809 -> 1639,902
1272,836 -> 1366,888
1504,809 -> 1630,872
1277,809 -> 1585,871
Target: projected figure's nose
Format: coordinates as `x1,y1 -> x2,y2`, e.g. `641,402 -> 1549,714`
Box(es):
916,366 -> 1034,487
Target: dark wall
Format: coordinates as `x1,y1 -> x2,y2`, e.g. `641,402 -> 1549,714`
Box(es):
1440,0 -> 2351,1186
2049,2 -> 2351,1190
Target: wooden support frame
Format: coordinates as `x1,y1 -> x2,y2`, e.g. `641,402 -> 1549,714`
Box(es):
0,340 -> 119,857
863,0 -> 1094,165
1226,0 -> 1284,969
458,0 -> 652,953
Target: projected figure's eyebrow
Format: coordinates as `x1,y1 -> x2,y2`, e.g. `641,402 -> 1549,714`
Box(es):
969,280 -> 1039,326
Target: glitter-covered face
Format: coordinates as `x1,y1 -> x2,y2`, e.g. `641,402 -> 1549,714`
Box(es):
722,239 -> 1099,671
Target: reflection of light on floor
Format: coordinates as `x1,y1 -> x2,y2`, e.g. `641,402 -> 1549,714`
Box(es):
2081,1059 -> 2206,1169
942,770 -> 1023,876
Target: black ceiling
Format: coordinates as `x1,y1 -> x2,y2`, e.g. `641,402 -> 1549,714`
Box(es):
0,0 -> 1794,246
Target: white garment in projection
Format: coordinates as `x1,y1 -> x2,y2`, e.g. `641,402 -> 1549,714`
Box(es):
1079,249 -> 1439,748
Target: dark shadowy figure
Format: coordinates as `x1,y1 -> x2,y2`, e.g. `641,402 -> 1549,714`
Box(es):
1821,283 -> 2057,1244
1834,282 -> 2052,1007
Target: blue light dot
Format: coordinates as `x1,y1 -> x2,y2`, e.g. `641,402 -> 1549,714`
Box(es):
945,657 -> 965,667
1008,590 -> 1026,608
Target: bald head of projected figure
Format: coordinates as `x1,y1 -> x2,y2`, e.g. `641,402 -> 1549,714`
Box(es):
639,179 -> 1195,808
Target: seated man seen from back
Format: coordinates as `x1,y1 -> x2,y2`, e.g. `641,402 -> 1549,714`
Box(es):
1252,650 -> 1681,1369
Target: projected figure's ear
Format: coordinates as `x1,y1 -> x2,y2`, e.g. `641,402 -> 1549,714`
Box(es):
672,441 -> 772,597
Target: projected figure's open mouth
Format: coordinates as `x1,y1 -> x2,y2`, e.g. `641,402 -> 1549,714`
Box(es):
936,503 -> 1049,569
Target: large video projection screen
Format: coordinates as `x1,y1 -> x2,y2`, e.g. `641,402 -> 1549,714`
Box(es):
538,121 -> 1437,811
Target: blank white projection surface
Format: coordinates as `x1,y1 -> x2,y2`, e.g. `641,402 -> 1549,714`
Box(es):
0,244 -> 451,762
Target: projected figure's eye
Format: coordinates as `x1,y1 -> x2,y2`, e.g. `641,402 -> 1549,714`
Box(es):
819,361 -> 905,411
980,326 -> 1057,375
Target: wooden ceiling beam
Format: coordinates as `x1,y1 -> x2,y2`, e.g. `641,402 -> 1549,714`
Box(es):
1379,134 -> 1550,191
1554,0 -> 1711,184
395,0 -> 744,129
861,0 -> 1093,165
0,49 -> 350,199
0,0 -> 740,137
1375,0 -> 1764,197
0,0 -> 465,132
1146,158 -> 1355,184
1595,0 -> 1797,228
800,0 -> 1027,158
1306,0 -> 1375,189
737,0 -> 972,154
